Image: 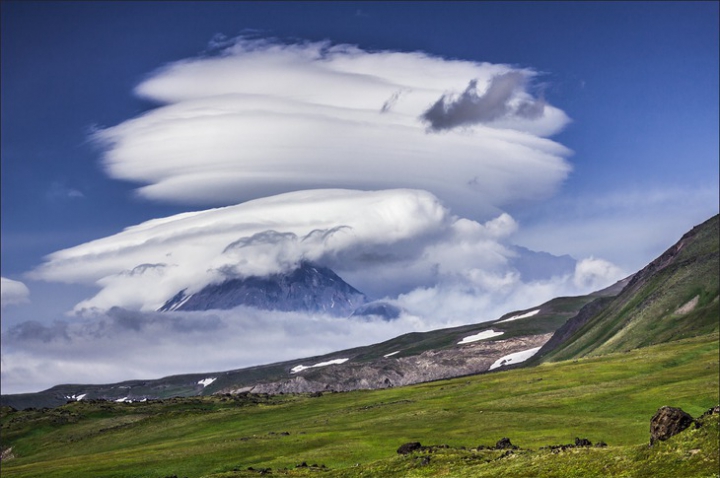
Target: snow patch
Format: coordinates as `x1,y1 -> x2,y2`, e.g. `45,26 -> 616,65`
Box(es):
169,294 -> 192,311
498,309 -> 540,323
489,346 -> 541,370
64,393 -> 87,401
291,358 -> 349,374
115,397 -> 130,403
383,351 -> 400,358
198,377 -> 217,387
458,329 -> 504,344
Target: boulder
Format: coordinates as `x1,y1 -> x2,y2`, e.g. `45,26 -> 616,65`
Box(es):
574,437 -> 592,447
397,442 -> 423,455
495,437 -> 518,450
650,406 -> 696,446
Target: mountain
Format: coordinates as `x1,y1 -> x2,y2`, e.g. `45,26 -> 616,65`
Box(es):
159,262 -> 367,317
536,214 -> 719,363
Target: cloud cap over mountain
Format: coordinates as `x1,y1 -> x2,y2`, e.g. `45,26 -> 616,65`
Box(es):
29,189 -> 624,321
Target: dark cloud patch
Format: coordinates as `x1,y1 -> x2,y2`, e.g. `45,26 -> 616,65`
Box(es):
224,231 -> 298,251
302,226 -> 351,243
6,320 -> 70,343
123,263 -> 167,276
105,307 -> 226,334
4,309 -> 226,346
421,72 -> 546,131
380,89 -> 408,113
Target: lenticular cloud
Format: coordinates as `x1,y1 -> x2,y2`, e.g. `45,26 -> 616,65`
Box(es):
30,189 -> 453,311
94,38 -> 571,214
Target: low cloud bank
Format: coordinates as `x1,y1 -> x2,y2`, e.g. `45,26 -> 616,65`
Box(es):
1,307 -> 425,394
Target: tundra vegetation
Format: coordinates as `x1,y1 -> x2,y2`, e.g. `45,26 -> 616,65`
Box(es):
1,334 -> 718,477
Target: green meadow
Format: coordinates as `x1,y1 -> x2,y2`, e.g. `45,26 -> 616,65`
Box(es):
2,333 -> 718,478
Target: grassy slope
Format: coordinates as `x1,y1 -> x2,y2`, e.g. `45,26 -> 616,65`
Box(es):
543,215 -> 719,363
2,333 -> 718,478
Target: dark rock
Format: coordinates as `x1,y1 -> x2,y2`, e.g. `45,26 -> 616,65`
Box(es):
700,405 -> 720,418
650,406 -> 696,446
296,462 -> 308,468
495,437 -> 518,450
574,437 -> 592,447
397,442 -> 423,455
594,441 -> 607,448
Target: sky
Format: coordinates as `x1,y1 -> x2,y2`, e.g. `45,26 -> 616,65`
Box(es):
1,1 -> 718,394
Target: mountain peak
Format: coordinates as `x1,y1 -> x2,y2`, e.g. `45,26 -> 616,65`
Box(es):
159,262 -> 367,317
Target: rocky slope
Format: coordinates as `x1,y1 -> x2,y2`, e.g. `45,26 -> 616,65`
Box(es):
227,333 -> 553,394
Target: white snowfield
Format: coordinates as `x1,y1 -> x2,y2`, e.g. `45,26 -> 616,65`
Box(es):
497,309 -> 540,323
383,351 -> 400,358
291,358 -> 349,374
457,329 -> 504,344
198,377 -> 217,387
489,346 -> 542,370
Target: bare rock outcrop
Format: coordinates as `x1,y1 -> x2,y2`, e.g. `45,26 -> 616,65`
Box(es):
650,406 -> 696,446
226,333 -> 552,395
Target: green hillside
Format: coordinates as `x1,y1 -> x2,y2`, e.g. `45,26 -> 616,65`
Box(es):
2,333 -> 717,478
542,214 -> 719,362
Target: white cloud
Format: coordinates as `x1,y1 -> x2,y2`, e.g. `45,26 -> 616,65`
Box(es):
512,185 -> 719,272
29,189 -> 623,317
573,257 -> 625,291
46,182 -> 84,201
93,38 -> 571,215
1,277 -> 30,308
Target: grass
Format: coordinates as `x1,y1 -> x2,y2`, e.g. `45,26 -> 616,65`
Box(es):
2,333 -> 718,478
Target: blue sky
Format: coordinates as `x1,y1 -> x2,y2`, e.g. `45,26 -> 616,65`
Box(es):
1,2 -> 718,393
